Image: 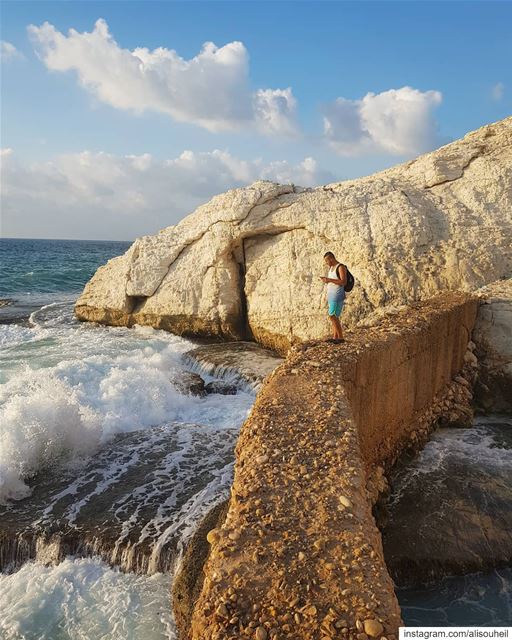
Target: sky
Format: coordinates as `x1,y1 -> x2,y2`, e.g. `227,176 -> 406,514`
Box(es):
1,0 -> 511,241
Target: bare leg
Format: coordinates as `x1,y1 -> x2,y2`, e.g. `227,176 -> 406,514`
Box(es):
333,316 -> 344,340
328,315 -> 337,339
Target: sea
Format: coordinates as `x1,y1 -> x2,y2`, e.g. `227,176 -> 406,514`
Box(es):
0,238 -> 510,638
0,238 -> 256,639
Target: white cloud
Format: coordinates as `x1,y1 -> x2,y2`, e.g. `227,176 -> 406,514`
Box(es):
254,88 -> 298,136
0,41 -> 23,61
322,86 -> 443,156
491,82 -> 505,101
0,148 -> 332,240
258,157 -> 332,186
28,19 -> 297,136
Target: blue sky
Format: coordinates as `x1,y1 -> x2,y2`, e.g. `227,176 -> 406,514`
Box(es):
1,1 -> 511,240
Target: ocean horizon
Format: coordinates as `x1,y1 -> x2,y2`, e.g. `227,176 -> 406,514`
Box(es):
2,0 -> 511,635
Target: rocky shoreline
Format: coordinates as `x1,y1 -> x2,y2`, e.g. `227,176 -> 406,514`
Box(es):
4,286 -> 509,637
67,115 -> 512,638
0,339 -> 283,577
173,292 -> 484,640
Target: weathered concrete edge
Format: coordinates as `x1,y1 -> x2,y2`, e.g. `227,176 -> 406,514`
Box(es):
172,500 -> 230,636
174,292 -> 479,640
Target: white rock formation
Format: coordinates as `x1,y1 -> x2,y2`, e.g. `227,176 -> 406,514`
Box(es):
76,116 -> 512,353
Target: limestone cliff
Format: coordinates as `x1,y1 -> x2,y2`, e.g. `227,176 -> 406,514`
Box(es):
75,116 -> 512,352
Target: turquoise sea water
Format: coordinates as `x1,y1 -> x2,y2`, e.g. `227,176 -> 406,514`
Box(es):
0,238 -> 132,317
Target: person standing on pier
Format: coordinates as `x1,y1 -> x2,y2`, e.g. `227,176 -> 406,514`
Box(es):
320,251 -> 347,343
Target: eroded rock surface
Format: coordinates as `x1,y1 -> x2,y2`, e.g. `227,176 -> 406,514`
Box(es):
382,416 -> 512,587
183,341 -> 283,392
0,423 -> 236,575
473,279 -> 512,412
75,117 -> 512,353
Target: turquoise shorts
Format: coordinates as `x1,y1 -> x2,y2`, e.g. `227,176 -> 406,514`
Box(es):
327,289 -> 345,317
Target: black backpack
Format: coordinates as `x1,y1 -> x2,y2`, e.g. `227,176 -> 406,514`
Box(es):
337,263 -> 355,292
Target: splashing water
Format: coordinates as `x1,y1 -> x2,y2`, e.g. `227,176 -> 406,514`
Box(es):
0,301 -> 253,503
0,239 -> 257,638
0,557 -> 176,640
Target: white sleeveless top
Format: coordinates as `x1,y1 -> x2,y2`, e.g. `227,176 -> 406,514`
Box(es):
326,263 -> 344,296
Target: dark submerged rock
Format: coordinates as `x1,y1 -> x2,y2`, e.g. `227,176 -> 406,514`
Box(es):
382,417 -> 512,587
170,372 -> 207,397
204,380 -> 238,395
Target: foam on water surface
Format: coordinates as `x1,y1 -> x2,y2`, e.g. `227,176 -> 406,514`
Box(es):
0,556 -> 175,640
0,302 -> 253,503
0,292 -> 258,638
398,568 -> 512,626
0,422 -> 237,574
388,415 -> 512,509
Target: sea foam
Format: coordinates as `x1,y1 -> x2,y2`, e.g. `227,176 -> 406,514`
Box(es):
0,304 -> 253,503
0,556 -> 175,640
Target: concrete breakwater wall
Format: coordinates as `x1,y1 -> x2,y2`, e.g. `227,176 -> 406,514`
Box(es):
174,291 -> 479,640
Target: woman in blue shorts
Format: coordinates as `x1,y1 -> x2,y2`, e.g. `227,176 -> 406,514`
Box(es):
320,251 -> 347,342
